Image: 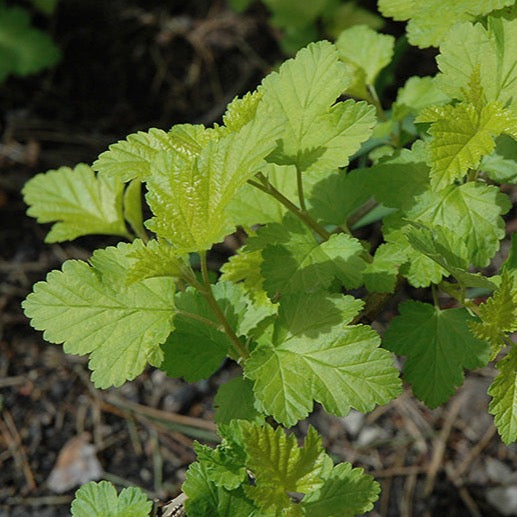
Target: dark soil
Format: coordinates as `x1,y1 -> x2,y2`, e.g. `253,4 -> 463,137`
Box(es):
1,1 -> 516,516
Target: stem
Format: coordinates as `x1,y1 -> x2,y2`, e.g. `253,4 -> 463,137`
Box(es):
296,166 -> 306,211
352,276 -> 405,324
198,251 -> 249,360
176,310 -> 222,330
367,84 -> 387,122
132,225 -> 150,243
347,198 -> 379,229
431,284 -> 440,308
248,174 -> 331,240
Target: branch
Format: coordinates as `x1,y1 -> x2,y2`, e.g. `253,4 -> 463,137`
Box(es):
248,173 -> 331,240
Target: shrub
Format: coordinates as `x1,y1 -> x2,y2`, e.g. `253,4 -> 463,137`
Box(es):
23,2 -> 517,514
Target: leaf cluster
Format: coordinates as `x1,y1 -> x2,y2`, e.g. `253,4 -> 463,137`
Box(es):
183,421 -> 379,517
23,4 -> 517,514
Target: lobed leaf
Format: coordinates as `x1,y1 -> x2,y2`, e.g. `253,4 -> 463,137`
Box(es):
125,239 -> 184,285
417,99 -> 516,190
363,243 -> 406,293
194,438 -> 248,492
245,293 -> 401,426
222,90 -> 263,132
93,128 -> 178,182
379,1 -> 515,48
71,481 -> 151,517
145,111 -> 282,252
469,273 -> 517,359
488,347 -> 517,444
384,301 -> 490,407
437,17 -> 517,114
185,420 -> 381,515
160,282 -> 248,381
23,164 -> 128,243
214,377 -> 265,425
250,214 -> 366,298
383,228 -> 448,287
482,135 -> 517,183
261,40 -> 376,173
300,462 -> 380,517
392,76 -> 450,120
403,182 -> 511,267
183,462 -> 257,517
241,424 -> 331,514
377,0 -> 414,21
335,24 -> 395,99
23,241 -> 176,388
405,221 -> 498,290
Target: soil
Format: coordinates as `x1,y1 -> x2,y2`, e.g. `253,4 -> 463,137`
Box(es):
1,1 -> 516,516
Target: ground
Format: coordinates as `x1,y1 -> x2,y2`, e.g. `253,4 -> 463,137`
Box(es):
1,1 -> 516,516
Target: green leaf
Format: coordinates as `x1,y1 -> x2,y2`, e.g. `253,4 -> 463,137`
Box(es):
383,228 -> 447,288
125,239 -> 184,285
405,221 -> 498,289
145,112 -> 282,252
22,241 -> 176,388
403,182 -> 511,267
71,480 -> 152,517
417,99 -> 515,190
262,0 -> 329,29
405,221 -> 498,290
0,6 -> 60,81
93,128 -> 177,182
261,40 -> 376,173
219,249 -> 278,333
437,17 -> 517,114
405,222 -> 469,270
503,233 -> 517,274
307,168 -> 372,227
220,249 -> 268,304
488,347 -> 517,444
367,146 -> 431,210
300,462 -> 380,517
335,25 -> 395,99
380,1 -> 515,48
324,1 -> 385,40
309,143 -> 430,227
223,90 -> 263,132
194,439 -> 248,491
241,424 -> 331,514
23,164 -> 129,243
481,134 -> 517,183
214,377 -> 265,425
250,214 -> 366,298
469,273 -> 517,359
186,421 -> 381,516
167,123 -> 225,159
183,462 -> 258,517
160,282 -> 248,381
244,293 -> 401,426
383,301 -> 490,408
226,163 -> 298,226
392,76 -> 450,120
363,243 -> 406,293
377,0 -> 414,21
123,180 -> 146,240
